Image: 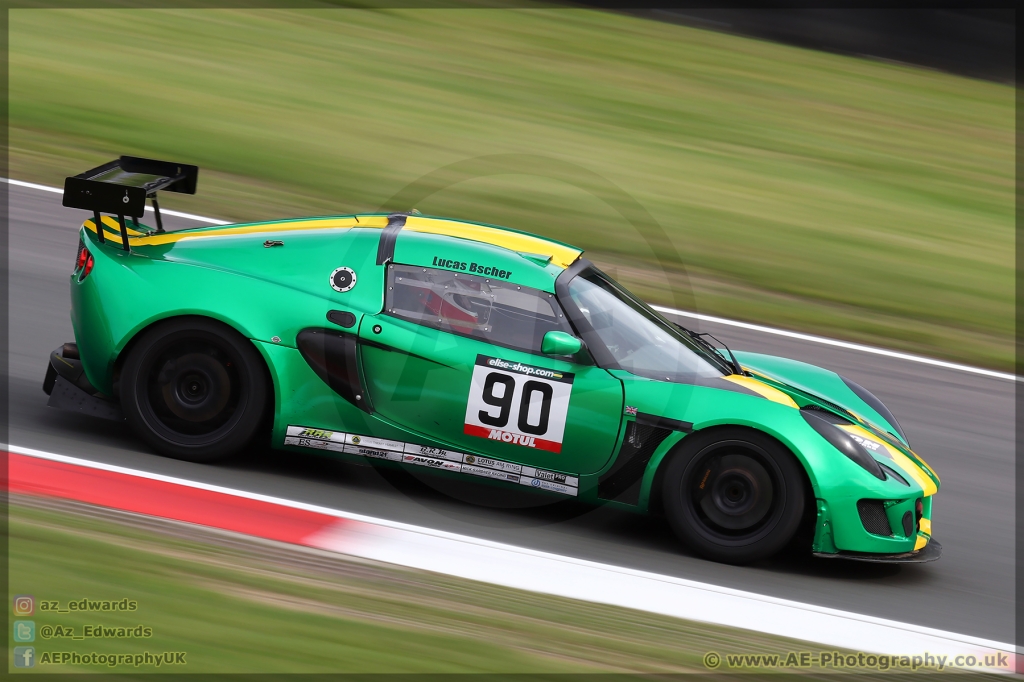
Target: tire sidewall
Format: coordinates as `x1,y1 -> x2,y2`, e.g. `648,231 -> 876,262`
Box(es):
663,427 -> 806,564
121,317 -> 268,462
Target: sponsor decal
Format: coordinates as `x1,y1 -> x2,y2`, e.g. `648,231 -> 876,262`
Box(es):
520,477 -> 577,497
474,428 -> 541,448
404,443 -> 464,462
285,425 -> 579,493
284,436 -> 345,453
483,356 -> 568,381
285,426 -> 347,452
846,432 -> 893,459
461,465 -> 521,483
625,405 -> 638,416
430,256 -> 512,280
464,355 -> 574,453
402,454 -> 461,471
521,466 -> 578,488
464,454 -> 522,474
345,434 -> 405,452
345,445 -> 403,461
286,425 -> 346,442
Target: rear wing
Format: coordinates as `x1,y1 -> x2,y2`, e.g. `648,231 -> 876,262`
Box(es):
62,156 -> 199,250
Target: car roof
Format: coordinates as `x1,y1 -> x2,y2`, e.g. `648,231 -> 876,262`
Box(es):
106,213 -> 583,270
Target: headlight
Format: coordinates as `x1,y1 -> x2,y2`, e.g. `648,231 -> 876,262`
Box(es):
802,409 -> 885,480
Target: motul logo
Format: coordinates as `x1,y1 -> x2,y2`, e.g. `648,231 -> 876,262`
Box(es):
488,429 -> 537,448
463,423 -> 562,453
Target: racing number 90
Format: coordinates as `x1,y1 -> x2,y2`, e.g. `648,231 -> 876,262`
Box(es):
478,372 -> 552,435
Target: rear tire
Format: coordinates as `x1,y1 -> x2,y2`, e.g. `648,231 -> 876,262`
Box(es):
662,428 -> 805,564
120,317 -> 268,462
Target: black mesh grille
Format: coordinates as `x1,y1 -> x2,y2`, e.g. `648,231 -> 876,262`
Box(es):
857,499 -> 893,536
598,422 -> 671,504
816,397 -> 848,413
801,403 -> 853,425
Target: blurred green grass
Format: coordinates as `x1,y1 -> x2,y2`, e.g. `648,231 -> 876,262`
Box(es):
8,8 -> 1013,369
11,496 -> 855,674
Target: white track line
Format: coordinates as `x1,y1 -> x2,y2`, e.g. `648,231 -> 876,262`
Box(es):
652,306 -> 1016,382
4,177 -> 230,225
6,443 -> 1015,673
5,176 -> 1014,382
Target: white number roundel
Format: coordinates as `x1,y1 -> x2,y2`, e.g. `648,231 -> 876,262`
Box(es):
463,355 -> 574,453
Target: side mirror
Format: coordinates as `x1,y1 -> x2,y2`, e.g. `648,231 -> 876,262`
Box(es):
541,330 -> 582,356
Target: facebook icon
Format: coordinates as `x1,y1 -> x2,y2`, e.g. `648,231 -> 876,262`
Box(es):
13,646 -> 35,668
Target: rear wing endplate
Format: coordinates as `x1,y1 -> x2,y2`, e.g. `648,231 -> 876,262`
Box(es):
62,156 -> 199,250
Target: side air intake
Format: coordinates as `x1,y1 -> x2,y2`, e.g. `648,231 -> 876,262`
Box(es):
598,419 -> 674,504
296,328 -> 371,413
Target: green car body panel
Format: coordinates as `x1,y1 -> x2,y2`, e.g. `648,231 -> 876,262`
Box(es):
67,211 -> 939,559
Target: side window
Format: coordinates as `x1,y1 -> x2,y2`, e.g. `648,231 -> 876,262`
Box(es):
385,263 -> 573,354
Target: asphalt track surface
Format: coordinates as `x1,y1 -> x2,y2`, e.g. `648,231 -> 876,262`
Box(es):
7,183 -> 1014,643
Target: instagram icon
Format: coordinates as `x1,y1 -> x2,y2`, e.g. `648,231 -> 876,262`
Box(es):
13,595 -> 34,616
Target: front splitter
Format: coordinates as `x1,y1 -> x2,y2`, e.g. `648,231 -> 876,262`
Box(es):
814,539 -> 941,564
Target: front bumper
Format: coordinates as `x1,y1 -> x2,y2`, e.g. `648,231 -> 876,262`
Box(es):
814,539 -> 941,564
812,496 -> 936,560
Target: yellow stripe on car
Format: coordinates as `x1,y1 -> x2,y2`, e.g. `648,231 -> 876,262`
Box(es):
129,216 -> 383,246
722,374 -> 799,408
84,216 -> 144,239
89,214 -> 581,267
403,216 -> 581,269
839,424 -> 938,496
743,366 -> 884,429
914,534 -> 928,550
915,456 -> 940,480
919,517 -> 932,535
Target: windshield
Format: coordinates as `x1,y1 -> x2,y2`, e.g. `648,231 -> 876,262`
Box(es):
566,271 -> 727,381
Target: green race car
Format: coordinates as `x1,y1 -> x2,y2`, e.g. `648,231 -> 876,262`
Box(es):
44,156 -> 940,564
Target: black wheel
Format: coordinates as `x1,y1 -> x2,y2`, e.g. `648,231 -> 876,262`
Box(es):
662,428 -> 806,564
120,317 -> 269,462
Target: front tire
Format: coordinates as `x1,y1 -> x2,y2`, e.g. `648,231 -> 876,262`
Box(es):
662,428 -> 805,564
120,317 -> 268,462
